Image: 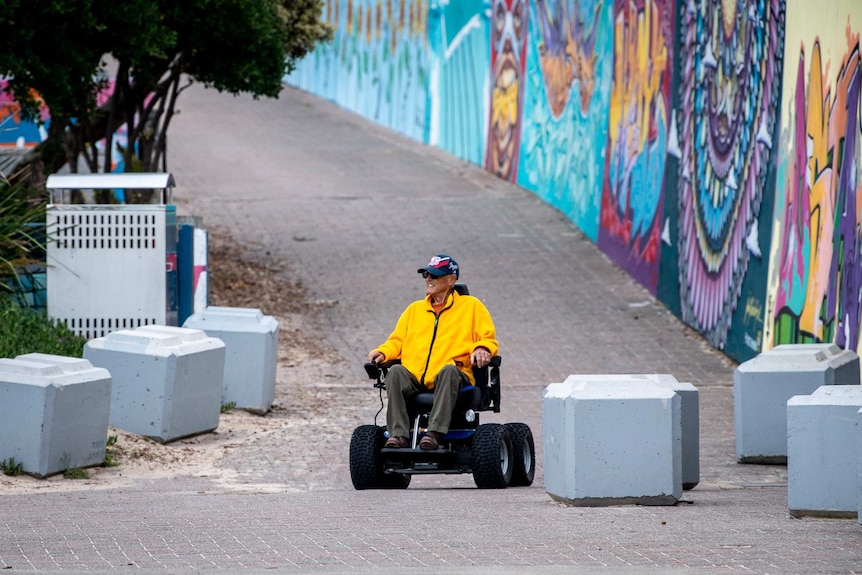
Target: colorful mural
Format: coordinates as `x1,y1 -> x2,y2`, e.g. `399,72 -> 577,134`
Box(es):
596,0 -> 674,294
516,0 -> 614,241
485,0 -> 529,180
427,0 -> 490,166
285,0 -> 431,143
0,80 -> 49,148
289,0 -> 862,363
766,5 -> 862,352
658,0 -> 785,360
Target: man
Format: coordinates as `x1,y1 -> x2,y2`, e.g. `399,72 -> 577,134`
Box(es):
367,254 -> 499,450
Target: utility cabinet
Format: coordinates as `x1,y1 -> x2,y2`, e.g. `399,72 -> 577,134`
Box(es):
45,173 -> 178,338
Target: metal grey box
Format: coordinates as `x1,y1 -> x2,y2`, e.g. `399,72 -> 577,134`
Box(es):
735,343 -> 860,463
84,325 -> 225,442
787,385 -> 862,518
183,306 -> 278,414
543,375 -> 681,506
0,354 -> 111,477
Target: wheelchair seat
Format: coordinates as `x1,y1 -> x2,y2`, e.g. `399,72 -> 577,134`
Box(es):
407,384 -> 482,417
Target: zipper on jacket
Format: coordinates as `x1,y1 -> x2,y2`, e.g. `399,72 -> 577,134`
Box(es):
419,295 -> 454,386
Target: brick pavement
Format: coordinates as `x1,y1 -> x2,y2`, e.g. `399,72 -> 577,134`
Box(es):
0,83 -> 860,574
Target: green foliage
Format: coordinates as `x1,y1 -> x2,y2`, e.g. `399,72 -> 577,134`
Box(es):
0,177 -> 47,300
63,467 -> 89,479
104,435 -> 120,467
0,0 -> 334,176
221,401 -> 237,414
1,457 -> 24,476
61,453 -> 89,479
0,298 -> 86,358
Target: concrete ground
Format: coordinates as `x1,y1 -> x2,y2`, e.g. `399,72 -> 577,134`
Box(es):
0,83 -> 860,574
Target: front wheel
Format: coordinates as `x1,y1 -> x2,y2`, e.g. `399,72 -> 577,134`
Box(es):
349,425 -> 411,490
504,423 -> 535,487
471,423 -> 513,489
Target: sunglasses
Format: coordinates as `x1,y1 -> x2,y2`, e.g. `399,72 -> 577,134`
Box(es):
421,271 -> 447,279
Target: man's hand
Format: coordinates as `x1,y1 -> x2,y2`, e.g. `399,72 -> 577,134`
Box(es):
367,350 -> 384,364
471,347 -> 492,368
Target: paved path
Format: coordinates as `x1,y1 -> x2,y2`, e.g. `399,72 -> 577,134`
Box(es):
1,83 -> 860,574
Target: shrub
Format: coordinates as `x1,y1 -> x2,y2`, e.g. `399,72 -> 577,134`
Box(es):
0,175 -> 47,301
0,297 -> 86,358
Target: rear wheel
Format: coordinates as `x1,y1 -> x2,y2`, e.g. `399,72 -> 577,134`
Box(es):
504,423 -> 535,487
471,423 -> 513,489
349,425 -> 411,490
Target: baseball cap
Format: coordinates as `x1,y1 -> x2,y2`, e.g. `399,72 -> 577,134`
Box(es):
417,254 -> 459,279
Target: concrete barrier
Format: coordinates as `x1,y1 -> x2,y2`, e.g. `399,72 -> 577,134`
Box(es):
183,306 -> 278,414
787,385 -> 862,518
84,324 -> 225,443
858,408 -> 862,525
735,343 -> 860,463
543,375 -> 681,506
0,354 -> 111,477
560,373 -> 699,489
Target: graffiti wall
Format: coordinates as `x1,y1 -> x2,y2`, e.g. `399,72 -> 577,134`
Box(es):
658,0 -> 786,361
516,0 -> 614,241
765,1 -> 862,353
286,0 -> 431,143
0,80 -> 49,148
288,0 -> 862,363
596,0 -> 674,294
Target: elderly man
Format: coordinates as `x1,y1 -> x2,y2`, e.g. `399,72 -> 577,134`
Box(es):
367,254 -> 499,450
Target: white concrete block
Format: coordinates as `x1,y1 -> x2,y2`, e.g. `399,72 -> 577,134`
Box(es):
0,354 -> 111,477
183,306 -> 278,414
788,386 -> 862,518
858,408 -> 862,525
84,324 -> 225,443
561,373 -> 699,489
543,375 -> 681,506
735,343 -> 860,463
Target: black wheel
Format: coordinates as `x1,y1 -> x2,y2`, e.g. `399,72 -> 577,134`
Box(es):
471,423 -> 513,489
349,425 -> 411,490
504,423 -> 535,487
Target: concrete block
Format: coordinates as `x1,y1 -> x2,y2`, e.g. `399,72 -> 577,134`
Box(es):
183,306 -> 278,414
84,324 -> 225,443
0,354 -> 111,477
787,385 -> 862,518
543,375 -> 681,506
735,343 -> 860,463
561,373 -> 699,489
858,408 -> 862,525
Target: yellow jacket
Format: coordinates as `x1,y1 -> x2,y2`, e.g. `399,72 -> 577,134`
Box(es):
374,290 -> 498,388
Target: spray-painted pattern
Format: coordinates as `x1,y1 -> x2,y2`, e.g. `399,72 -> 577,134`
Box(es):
517,0 -> 613,240
771,37 -> 862,350
485,0 -> 529,181
597,0 -> 674,293
286,0 -> 431,142
427,0 -> 490,165
674,0 -> 785,349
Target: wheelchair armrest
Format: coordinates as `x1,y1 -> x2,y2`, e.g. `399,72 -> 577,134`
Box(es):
472,355 -> 502,413
364,359 -> 402,388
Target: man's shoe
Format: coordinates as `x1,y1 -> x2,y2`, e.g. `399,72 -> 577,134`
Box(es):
384,436 -> 409,449
419,431 -> 442,450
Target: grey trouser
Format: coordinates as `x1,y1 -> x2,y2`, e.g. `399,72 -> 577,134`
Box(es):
385,364 -> 467,438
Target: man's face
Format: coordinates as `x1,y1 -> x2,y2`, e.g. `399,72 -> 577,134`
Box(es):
424,272 -> 453,301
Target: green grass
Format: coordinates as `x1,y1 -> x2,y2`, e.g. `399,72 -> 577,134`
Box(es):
1,457 -> 24,476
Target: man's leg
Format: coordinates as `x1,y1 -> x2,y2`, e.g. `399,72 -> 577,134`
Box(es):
427,364 -> 467,434
385,365 -> 424,441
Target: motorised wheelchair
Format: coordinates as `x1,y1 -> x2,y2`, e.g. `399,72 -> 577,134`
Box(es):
349,284 -> 536,490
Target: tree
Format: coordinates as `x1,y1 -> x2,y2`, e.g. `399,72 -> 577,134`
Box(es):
0,0 -> 332,193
